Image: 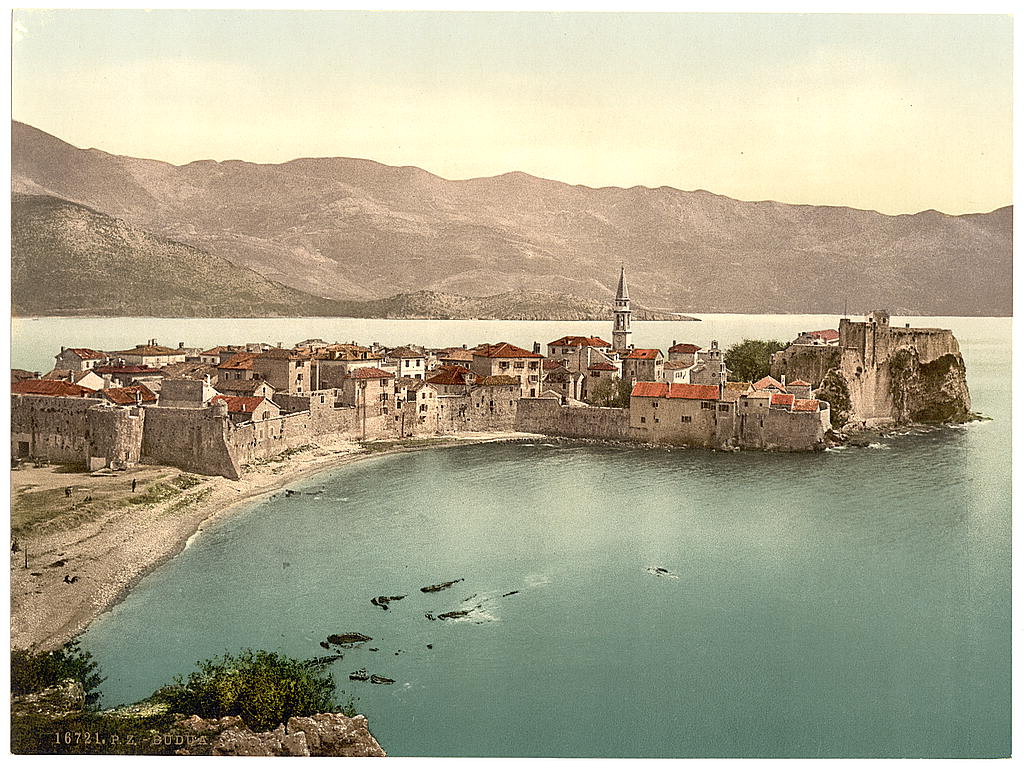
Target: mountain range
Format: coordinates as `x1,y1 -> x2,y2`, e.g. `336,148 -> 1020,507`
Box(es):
11,120 -> 1013,317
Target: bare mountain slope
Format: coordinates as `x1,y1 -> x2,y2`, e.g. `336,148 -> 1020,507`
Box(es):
11,120 -> 1012,315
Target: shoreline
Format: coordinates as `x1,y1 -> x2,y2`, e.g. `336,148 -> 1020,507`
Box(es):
10,431 -> 541,651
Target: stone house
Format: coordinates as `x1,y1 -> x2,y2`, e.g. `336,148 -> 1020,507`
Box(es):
794,329 -> 840,346
11,379 -> 96,398
393,377 -> 439,436
621,348 -> 664,384
582,361 -> 620,401
313,345 -> 386,389
211,395 -> 281,424
217,352 -> 263,385
688,341 -> 729,387
99,384 -> 159,407
667,342 -> 702,367
92,364 -> 164,388
194,346 -> 242,365
662,360 -> 692,383
425,365 -> 476,395
42,368 -> 106,392
385,347 -> 427,380
436,348 -> 476,369
546,335 -> 612,363
159,378 -> 220,408
341,367 -> 394,417
629,382 -> 724,447
216,379 -> 277,400
255,348 -> 314,394
471,342 -> 544,398
113,341 -> 187,367
55,347 -> 108,371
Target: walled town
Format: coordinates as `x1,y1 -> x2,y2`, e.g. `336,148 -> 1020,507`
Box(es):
11,270 -> 971,480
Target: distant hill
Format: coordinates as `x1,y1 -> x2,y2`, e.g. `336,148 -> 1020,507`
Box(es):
11,194 -> 348,317
337,290 -> 692,321
11,120 -> 1013,316
13,193 -> 662,320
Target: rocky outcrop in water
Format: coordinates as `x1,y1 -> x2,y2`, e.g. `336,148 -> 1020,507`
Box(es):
888,349 -> 973,424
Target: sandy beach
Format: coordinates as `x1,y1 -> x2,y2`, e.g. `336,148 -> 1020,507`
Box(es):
10,431 -> 539,651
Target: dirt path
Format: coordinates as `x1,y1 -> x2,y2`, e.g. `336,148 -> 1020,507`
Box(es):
10,432 -> 540,650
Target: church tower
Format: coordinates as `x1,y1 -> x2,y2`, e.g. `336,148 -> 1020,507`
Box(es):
612,266 -> 633,351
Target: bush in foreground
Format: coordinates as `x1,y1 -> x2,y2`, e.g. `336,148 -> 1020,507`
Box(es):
167,650 -> 339,731
11,638 -> 104,705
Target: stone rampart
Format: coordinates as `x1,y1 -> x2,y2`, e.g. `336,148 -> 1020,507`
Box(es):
515,399 -> 631,441
141,406 -> 241,480
11,395 -> 102,464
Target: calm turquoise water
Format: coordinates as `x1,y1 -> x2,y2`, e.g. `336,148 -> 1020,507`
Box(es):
60,316 -> 1009,757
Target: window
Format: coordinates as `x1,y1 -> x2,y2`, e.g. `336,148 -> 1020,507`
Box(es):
297,373 -> 303,382
700,401 -> 713,410
718,404 -> 730,412
499,361 -> 509,369
529,362 -> 538,370
380,379 -> 388,387
652,400 -> 659,407
529,388 -> 536,397
640,416 -> 646,424
681,415 -> 692,423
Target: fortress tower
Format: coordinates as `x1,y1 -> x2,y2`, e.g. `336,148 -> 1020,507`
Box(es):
612,266 -> 633,351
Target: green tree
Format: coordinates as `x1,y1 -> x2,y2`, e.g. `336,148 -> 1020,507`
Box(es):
167,649 -> 340,731
587,377 -> 632,408
723,339 -> 789,383
10,638 -> 105,705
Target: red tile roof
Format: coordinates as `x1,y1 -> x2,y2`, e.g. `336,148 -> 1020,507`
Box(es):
387,347 -> 423,359
212,395 -> 267,414
11,379 -> 96,397
542,359 -> 564,370
753,376 -> 786,391
115,344 -> 183,356
199,345 -> 238,357
548,335 -> 611,348
624,348 -> 663,360
588,362 -> 618,372
94,364 -> 163,375
347,367 -> 393,380
426,366 -> 471,386
631,382 -> 668,398
788,380 -> 811,386
11,369 -> 36,383
101,384 -> 157,405
473,342 -> 543,359
793,399 -> 821,412
668,383 -> 720,400
218,353 -> 260,370
770,392 -> 796,407
438,349 -> 474,362
668,343 -> 702,354
64,348 -> 107,359
256,348 -> 307,361
631,382 -> 719,400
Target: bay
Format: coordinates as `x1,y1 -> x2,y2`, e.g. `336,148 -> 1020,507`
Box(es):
16,314 -> 1009,757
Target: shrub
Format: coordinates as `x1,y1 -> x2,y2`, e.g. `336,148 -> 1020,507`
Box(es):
168,650 -> 339,731
723,339 -> 789,383
11,638 -> 105,705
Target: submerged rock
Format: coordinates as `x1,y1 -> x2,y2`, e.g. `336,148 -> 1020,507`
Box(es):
420,578 -> 464,593
436,609 -> 472,620
327,633 -> 372,647
370,594 -> 406,611
348,669 -> 370,682
369,674 -> 395,685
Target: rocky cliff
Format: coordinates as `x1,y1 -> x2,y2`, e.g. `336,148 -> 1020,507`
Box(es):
770,317 -> 973,429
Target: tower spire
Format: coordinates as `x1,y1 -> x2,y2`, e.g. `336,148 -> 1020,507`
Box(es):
612,266 -> 633,351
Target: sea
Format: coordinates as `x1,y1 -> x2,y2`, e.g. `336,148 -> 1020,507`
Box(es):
11,314 -> 1011,757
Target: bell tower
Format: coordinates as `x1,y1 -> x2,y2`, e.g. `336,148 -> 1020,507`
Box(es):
612,266 -> 632,351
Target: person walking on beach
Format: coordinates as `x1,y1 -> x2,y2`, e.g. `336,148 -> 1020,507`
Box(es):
131,478 -> 137,493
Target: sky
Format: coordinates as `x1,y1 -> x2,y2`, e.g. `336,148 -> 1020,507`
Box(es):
10,9 -> 1014,215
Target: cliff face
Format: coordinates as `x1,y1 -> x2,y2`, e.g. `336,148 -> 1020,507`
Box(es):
888,349 -> 972,424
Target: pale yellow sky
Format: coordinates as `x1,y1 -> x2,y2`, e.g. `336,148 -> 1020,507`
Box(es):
11,10 -> 1013,215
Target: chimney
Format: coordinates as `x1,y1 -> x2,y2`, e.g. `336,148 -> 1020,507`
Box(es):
277,341 -> 283,349
103,375 -> 112,389
32,371 -> 40,379
673,340 -> 677,347
60,346 -> 66,354
533,342 -> 541,354
178,341 -> 185,349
